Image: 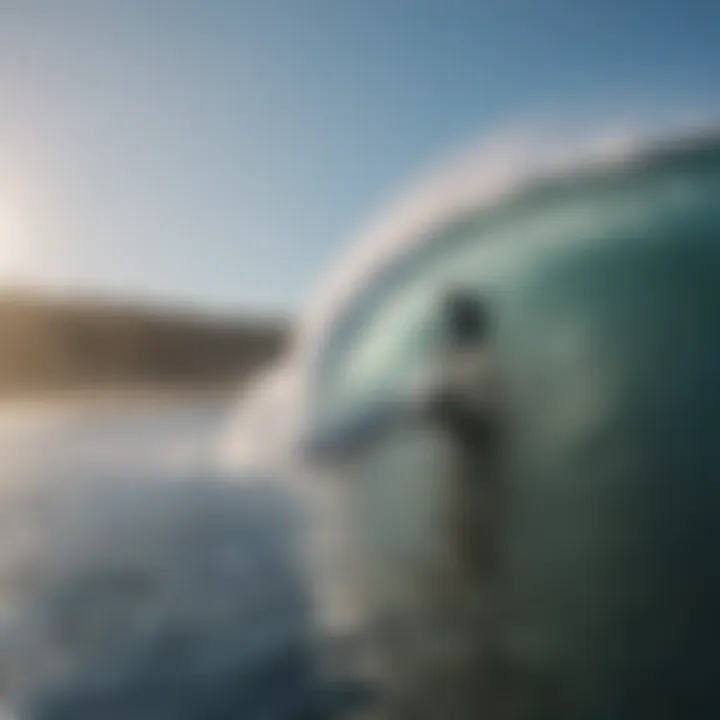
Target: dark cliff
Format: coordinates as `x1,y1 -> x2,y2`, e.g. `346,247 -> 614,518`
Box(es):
0,293 -> 289,396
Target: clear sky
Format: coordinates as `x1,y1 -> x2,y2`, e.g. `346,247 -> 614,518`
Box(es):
0,0 -> 718,313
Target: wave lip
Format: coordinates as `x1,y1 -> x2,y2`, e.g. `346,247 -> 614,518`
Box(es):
301,121 -> 720,352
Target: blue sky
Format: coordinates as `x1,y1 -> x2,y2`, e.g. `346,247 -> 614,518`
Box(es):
0,0 -> 717,313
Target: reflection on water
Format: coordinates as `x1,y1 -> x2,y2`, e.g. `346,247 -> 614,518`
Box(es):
0,395 -> 336,719
0,394 -> 234,480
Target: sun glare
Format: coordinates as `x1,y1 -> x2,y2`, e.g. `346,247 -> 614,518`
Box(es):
0,201 -> 22,276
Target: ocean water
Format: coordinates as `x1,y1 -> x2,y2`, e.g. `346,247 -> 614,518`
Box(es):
0,395 -> 344,720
